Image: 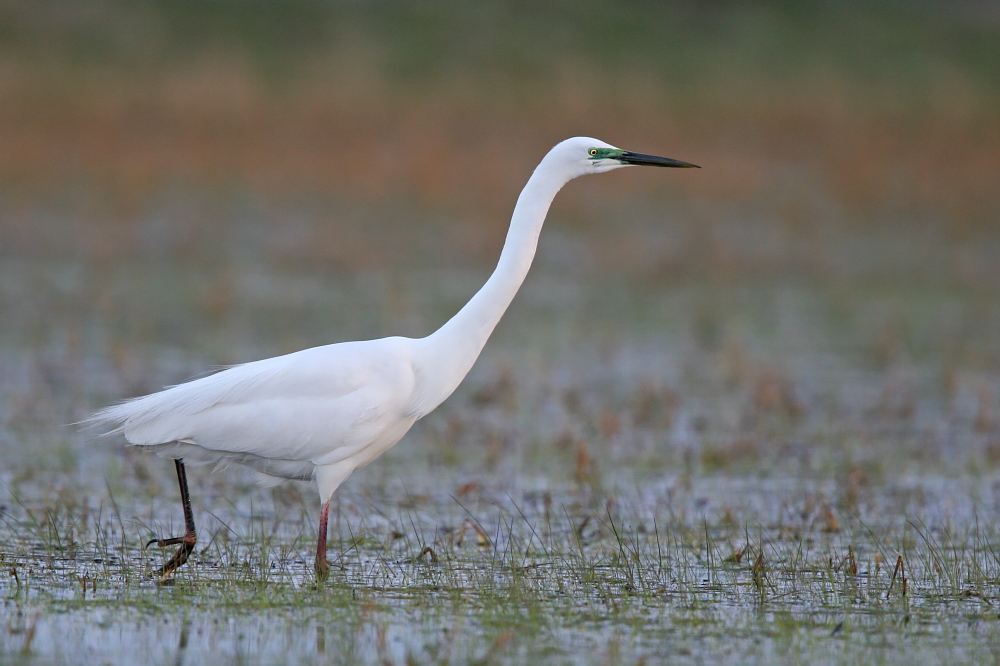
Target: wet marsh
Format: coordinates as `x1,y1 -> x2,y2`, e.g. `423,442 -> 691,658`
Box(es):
3,251 -> 1000,663
3,2 -> 1000,662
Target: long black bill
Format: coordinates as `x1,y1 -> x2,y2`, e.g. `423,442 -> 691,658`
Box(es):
620,151 -> 700,169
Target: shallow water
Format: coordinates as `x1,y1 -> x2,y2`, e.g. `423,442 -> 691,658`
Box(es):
2,257 -> 1000,663
4,471 -> 1000,664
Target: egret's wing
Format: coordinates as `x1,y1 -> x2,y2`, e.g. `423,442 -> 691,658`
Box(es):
87,339 -> 417,462
88,358 -> 290,441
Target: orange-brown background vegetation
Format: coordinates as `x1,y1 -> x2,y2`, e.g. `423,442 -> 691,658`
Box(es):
2,1 -> 997,286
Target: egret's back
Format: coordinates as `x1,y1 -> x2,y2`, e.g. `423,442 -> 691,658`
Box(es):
89,337 -> 422,472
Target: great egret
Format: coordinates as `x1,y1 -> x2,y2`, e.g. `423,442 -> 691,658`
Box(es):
88,137 -> 698,579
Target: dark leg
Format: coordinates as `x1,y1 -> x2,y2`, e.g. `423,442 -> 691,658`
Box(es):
146,458 -> 198,580
315,500 -> 331,580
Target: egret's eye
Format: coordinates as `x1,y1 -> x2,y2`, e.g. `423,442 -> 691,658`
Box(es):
589,148 -> 598,157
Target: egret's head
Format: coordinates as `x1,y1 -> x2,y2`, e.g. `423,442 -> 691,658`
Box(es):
547,136 -> 699,179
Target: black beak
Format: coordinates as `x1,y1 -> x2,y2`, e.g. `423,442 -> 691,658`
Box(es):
620,151 -> 700,169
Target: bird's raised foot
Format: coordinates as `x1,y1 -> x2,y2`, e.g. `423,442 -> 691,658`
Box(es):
145,535 -> 187,549
146,531 -> 197,580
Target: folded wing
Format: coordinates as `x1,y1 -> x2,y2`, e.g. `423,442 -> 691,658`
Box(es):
87,337 -> 419,465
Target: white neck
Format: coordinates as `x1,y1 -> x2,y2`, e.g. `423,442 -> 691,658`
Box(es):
411,154 -> 573,414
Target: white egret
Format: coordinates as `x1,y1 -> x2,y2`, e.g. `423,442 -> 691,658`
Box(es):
88,137 -> 698,579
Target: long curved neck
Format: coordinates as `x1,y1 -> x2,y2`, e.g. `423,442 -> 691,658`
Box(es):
413,157 -> 571,411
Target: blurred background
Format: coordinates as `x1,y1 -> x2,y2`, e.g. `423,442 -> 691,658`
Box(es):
3,5 -> 1000,660
1,1 -> 998,481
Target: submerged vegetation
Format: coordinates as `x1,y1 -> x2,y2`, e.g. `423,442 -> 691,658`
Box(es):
4,471 -> 1000,662
5,459 -> 1000,663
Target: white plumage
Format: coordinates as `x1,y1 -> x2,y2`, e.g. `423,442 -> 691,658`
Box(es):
94,339 -> 421,493
87,137 -> 698,577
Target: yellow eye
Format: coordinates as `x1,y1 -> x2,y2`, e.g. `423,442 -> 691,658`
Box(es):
589,148 -> 598,156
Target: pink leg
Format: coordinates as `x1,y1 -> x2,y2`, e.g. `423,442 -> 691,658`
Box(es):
315,500 -> 331,580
